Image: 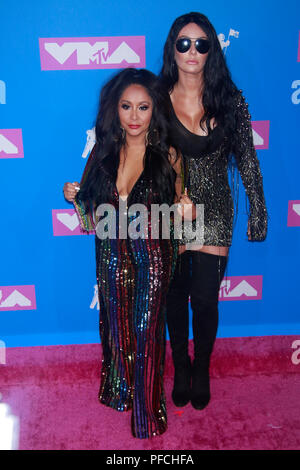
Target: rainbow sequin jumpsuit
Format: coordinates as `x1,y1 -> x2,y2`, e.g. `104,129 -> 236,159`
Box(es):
75,156 -> 178,439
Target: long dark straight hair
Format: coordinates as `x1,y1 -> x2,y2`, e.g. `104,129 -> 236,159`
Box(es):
159,12 -> 239,138
78,68 -> 176,209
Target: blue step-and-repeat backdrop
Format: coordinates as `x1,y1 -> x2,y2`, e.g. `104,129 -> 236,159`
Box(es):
1,0 -> 299,347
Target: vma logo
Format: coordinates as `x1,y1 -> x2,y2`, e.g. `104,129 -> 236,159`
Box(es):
219,275 -> 263,301
52,209 -> 94,235
251,121 -> 270,150
0,286 -> 36,311
39,36 -> 145,70
287,200 -> 300,226
0,129 -> 24,159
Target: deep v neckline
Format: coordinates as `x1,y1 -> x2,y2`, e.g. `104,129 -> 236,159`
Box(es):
170,105 -> 218,138
115,168 -> 145,201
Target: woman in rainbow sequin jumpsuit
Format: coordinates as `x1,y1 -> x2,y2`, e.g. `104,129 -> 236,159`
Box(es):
63,69 -> 188,439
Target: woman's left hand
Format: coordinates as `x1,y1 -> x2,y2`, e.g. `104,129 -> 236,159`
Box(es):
63,181 -> 80,202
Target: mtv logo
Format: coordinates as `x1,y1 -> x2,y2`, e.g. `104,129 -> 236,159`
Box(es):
0,129 -> 24,159
287,200 -> 300,226
52,209 -> 94,235
219,275 -> 263,301
0,285 -> 36,311
251,121 -> 270,150
0,80 -> 6,104
39,36 -> 145,70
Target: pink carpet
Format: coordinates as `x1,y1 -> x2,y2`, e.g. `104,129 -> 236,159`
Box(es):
1,336 -> 299,450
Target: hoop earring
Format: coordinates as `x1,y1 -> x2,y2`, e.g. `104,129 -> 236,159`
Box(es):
113,127 -> 126,143
145,131 -> 150,146
146,129 -> 159,147
119,126 -> 126,145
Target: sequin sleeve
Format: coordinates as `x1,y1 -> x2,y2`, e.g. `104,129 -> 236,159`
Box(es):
232,92 -> 268,241
73,145 -> 97,232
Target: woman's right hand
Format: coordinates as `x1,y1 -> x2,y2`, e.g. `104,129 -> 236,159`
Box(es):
63,182 -> 80,202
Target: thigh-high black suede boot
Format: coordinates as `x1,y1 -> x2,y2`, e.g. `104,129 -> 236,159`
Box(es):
190,251 -> 228,410
166,251 -> 192,407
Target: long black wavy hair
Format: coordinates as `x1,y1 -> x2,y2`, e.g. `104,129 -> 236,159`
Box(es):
159,12 -> 239,138
78,68 -> 176,210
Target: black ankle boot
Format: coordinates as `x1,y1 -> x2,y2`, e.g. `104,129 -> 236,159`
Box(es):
191,359 -> 210,410
171,356 -> 192,407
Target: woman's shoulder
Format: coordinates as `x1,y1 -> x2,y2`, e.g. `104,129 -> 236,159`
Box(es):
233,89 -> 250,110
231,90 -> 252,126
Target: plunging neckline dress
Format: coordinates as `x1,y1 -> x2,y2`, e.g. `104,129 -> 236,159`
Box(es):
75,151 -> 178,439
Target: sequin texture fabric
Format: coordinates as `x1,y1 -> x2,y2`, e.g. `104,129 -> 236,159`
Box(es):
170,91 -> 268,246
74,160 -> 178,439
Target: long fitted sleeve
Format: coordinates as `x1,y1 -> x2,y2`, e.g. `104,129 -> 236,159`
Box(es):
232,93 -> 268,241
73,145 -> 97,232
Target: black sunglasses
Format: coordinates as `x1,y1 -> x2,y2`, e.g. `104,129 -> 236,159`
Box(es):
175,37 -> 210,54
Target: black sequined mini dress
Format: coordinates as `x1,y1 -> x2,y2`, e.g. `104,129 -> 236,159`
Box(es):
169,91 -> 268,246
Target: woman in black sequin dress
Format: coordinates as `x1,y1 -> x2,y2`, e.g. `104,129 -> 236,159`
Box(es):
159,12 -> 268,410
